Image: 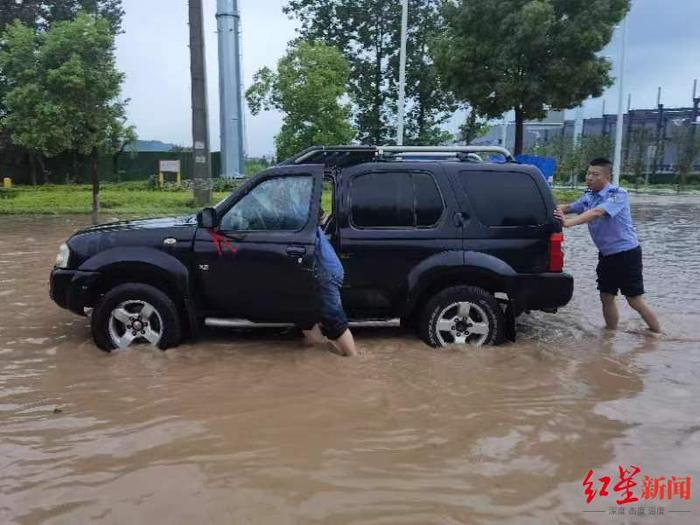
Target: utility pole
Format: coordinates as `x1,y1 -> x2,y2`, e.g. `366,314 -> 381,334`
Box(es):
573,105 -> 584,147
686,80 -> 700,185
612,18 -> 627,185
624,94 -> 633,166
602,100 -> 608,136
396,0 -> 408,146
188,0 -> 212,205
217,0 -> 245,178
651,87 -> 664,182
691,79 -> 699,142
501,114 -> 508,151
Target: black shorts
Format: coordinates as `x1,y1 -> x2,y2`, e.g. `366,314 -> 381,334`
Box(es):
596,246 -> 645,297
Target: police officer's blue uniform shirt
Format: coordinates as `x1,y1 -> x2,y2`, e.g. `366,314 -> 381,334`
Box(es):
315,227 -> 344,281
569,184 -> 639,256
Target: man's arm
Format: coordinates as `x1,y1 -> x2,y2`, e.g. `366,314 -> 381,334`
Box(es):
557,203 -> 572,214
557,207 -> 606,228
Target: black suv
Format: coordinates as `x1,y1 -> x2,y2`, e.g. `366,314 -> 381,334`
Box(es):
50,145 -> 573,351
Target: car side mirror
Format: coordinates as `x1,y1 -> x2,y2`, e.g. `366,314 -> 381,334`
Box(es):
198,207 -> 219,229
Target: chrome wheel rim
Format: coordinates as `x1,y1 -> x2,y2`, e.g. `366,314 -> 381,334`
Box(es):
108,300 -> 163,349
435,301 -> 490,347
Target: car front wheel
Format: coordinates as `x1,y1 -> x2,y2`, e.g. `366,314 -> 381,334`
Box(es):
418,285 -> 506,347
91,283 -> 181,351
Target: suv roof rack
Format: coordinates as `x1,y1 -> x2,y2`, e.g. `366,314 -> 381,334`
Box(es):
377,145 -> 513,161
279,146 -> 378,167
282,145 -> 513,167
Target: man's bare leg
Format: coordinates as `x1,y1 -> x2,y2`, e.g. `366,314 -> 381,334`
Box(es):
330,329 -> 359,357
302,324 -> 327,345
600,293 -> 619,330
626,295 -> 661,333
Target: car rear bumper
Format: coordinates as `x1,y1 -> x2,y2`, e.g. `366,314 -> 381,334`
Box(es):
50,268 -> 100,315
511,272 -> 574,313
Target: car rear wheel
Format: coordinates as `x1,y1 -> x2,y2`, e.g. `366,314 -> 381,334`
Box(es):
418,285 -> 506,347
91,283 -> 181,351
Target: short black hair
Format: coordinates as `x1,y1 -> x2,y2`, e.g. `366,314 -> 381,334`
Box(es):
590,157 -> 613,169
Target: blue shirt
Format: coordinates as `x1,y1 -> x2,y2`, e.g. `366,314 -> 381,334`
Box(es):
315,227 -> 344,281
569,184 -> 639,256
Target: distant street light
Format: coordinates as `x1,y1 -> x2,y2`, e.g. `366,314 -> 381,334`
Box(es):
396,0 -> 408,146
612,17 -> 627,185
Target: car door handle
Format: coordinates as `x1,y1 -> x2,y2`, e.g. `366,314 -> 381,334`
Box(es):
286,246 -> 307,257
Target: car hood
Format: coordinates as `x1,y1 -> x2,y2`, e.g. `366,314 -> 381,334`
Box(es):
67,215 -> 199,268
77,215 -> 197,234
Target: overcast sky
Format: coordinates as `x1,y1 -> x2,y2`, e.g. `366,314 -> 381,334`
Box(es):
115,0 -> 700,157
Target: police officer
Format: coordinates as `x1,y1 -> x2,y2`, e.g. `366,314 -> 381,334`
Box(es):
554,158 -> 661,333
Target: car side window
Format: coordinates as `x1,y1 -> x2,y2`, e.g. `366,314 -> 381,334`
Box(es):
220,175 -> 313,231
414,172 -> 443,227
350,171 -> 444,229
459,171 -> 547,227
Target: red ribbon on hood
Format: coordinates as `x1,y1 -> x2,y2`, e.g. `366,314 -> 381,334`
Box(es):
207,228 -> 238,256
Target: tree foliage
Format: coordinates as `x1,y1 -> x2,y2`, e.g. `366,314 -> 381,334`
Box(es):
0,13 -> 133,220
0,0 -> 124,167
284,0 -> 455,145
434,0 -> 629,155
670,122 -> 700,190
625,125 -> 653,187
246,42 -> 355,160
0,0 -> 124,34
459,109 -> 492,144
531,134 -> 612,183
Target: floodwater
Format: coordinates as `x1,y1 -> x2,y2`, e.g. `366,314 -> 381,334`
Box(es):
1,194 -> 699,524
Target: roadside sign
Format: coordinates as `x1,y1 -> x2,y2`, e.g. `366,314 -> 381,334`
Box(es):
159,160 -> 181,173
158,160 -> 182,187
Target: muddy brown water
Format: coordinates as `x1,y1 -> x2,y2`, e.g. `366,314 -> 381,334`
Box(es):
1,195 -> 699,524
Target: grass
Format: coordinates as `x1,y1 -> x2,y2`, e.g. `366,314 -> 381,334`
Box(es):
0,182 -> 335,217
0,184 -> 229,216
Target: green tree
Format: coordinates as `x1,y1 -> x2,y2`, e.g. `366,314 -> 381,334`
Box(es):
434,0 -> 629,155
399,0 -> 457,145
670,122 -> 700,191
625,125 -> 653,188
0,13 -> 133,222
1,0 -> 123,109
0,1 -> 42,32
530,134 -> 579,184
246,42 -> 355,160
0,0 -> 123,34
284,0 -> 455,145
530,134 -> 612,185
459,109 -> 491,144
44,1 -> 125,34
0,0 -> 124,172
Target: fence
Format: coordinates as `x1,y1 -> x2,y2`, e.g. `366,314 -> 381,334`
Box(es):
0,150 -> 228,185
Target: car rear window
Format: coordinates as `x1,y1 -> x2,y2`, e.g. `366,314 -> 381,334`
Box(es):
458,171 -> 547,227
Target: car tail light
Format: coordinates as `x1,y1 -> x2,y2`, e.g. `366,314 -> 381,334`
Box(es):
549,232 -> 564,272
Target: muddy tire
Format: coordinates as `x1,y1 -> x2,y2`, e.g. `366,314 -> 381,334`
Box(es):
418,285 -> 506,348
91,283 -> 181,352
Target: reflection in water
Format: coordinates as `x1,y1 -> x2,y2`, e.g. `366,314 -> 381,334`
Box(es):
1,196 -> 699,524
